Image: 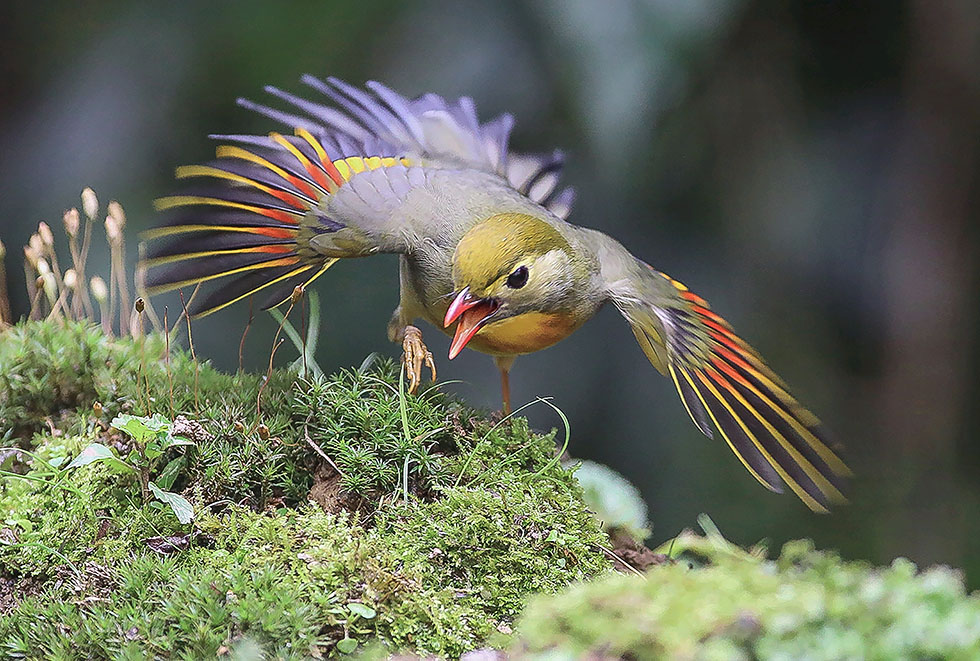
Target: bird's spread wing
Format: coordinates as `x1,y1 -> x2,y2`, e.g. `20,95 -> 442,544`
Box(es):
614,263 -> 852,512
143,77 -> 574,317
242,77 -> 576,219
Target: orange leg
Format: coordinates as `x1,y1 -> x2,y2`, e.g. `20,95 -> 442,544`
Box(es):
494,356 -> 515,414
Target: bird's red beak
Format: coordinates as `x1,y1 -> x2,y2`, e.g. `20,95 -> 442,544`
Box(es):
444,287 -> 498,359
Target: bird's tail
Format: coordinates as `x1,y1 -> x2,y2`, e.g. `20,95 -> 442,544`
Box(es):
141,129 -> 350,318
616,262 -> 852,512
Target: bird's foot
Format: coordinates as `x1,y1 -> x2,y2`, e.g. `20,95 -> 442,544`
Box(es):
401,325 -> 436,394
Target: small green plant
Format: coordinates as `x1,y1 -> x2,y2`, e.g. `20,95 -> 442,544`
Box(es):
269,289 -> 324,379
65,414 -> 195,524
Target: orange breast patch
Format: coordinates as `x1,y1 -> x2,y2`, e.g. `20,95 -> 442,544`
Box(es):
465,311 -> 579,356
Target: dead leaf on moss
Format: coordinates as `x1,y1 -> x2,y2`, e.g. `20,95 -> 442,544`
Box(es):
608,528 -> 667,573
172,415 -> 212,443
143,534 -> 191,555
94,513 -> 112,541
309,463 -> 349,513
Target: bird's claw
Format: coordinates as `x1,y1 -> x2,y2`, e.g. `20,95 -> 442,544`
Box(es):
401,325 -> 436,394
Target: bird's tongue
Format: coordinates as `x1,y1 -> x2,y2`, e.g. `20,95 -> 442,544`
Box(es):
449,302 -> 495,359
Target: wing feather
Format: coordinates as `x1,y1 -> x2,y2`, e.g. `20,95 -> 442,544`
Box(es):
616,262 -> 851,511
143,77 -> 578,319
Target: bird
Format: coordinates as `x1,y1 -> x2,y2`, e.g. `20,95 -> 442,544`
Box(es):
142,76 -> 851,512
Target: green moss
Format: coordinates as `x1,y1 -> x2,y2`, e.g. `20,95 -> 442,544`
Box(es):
511,525 -> 980,660
0,319 -> 611,659
0,320 -> 146,434
293,367 -> 458,496
7,319 -> 978,660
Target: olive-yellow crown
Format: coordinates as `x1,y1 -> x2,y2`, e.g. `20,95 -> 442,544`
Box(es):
451,213 -> 571,295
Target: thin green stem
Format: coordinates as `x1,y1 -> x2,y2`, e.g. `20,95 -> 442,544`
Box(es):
531,397 -> 571,477
0,540 -> 81,579
453,397 -> 549,488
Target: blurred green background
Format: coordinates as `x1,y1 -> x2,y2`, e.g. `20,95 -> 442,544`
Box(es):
3,1 -> 979,585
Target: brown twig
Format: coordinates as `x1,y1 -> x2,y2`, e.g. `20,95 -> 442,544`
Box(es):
164,306 -> 174,417
0,241 -> 10,326
135,242 -> 161,332
169,282 -> 201,333
301,293 -> 308,379
303,423 -> 344,477
239,297 -> 254,373
106,227 -> 117,335
256,338 -> 285,422
135,298 -> 148,414
37,262 -> 56,317
257,286 -> 303,419
594,543 -> 647,579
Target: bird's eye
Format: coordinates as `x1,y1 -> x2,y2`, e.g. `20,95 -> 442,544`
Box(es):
506,265 -> 529,289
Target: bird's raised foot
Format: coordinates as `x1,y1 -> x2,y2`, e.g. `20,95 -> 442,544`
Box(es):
401,325 -> 436,394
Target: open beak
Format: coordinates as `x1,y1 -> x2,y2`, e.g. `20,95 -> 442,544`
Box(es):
443,287 -> 498,359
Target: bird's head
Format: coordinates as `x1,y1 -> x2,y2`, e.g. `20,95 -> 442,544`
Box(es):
444,213 -> 581,358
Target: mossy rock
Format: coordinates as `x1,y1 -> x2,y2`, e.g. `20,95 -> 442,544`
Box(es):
508,523 -> 980,660
0,320 -> 610,658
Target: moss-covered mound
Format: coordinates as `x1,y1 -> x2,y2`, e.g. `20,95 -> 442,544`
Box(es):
510,522 -> 980,660
0,320 -> 610,658
4,320 -> 980,660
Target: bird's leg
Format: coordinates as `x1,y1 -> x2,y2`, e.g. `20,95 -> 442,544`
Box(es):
400,325 -> 436,394
494,356 -> 515,415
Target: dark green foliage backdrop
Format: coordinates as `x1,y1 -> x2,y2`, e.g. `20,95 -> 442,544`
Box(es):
2,1 -> 978,584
